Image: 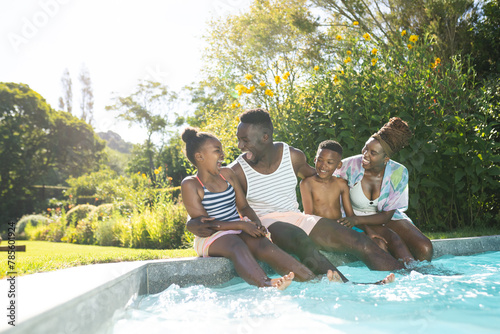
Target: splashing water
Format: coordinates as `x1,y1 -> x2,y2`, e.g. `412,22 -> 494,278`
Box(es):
100,251 -> 500,334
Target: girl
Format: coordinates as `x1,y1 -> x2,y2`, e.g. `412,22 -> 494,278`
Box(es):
181,127 -> 325,289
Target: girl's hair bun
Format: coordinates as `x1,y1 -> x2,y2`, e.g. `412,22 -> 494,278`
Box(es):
181,127 -> 198,143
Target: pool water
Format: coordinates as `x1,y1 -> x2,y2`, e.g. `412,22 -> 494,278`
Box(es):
102,252 -> 500,334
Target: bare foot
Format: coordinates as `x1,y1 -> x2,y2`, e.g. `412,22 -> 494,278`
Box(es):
326,270 -> 343,283
271,272 -> 294,290
375,273 -> 396,285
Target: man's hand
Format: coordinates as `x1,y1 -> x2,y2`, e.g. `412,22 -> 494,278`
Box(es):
186,216 -> 220,237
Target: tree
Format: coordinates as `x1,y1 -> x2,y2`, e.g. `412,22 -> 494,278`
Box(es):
199,0 -> 327,111
311,0 -> 477,61
79,64 -> 94,126
0,82 -> 106,225
58,68 -> 73,114
106,80 -> 177,184
461,0 -> 500,79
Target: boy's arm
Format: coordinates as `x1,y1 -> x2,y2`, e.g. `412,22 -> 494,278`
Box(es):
339,178 -> 354,217
289,146 -> 316,179
299,178 -> 314,215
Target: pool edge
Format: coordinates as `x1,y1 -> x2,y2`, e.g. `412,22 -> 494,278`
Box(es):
2,235 -> 499,333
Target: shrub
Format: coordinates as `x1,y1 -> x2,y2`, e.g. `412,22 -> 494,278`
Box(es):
16,214 -> 51,238
66,204 -> 97,226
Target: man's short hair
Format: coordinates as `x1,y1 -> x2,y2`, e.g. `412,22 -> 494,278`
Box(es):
239,108 -> 273,134
318,140 -> 343,155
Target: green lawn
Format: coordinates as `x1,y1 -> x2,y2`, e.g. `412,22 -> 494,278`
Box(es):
0,241 -> 196,279
2,227 -> 499,279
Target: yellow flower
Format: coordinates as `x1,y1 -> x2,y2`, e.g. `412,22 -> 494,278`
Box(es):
353,21 -> 359,26
430,63 -> 435,68
259,81 -> 266,87
248,85 -> 256,93
435,57 -> 441,64
168,177 -> 173,182
275,75 -> 281,84
407,44 -> 413,49
154,169 -> 159,174
137,171 -> 141,175
401,30 -> 407,36
314,65 -> 319,71
244,73 -> 253,80
230,103 -> 236,108
363,33 -> 371,41
371,58 -> 378,66
409,35 -> 418,43
344,56 -> 352,64
142,173 -> 146,179
236,102 -> 241,107
283,71 -> 290,80
336,35 -> 343,41
333,75 -> 339,83
347,50 -> 352,55
265,89 -> 274,97
371,48 -> 378,55
341,70 -> 344,75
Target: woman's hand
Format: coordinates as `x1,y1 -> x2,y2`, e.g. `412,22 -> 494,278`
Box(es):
337,216 -> 359,228
363,225 -> 388,252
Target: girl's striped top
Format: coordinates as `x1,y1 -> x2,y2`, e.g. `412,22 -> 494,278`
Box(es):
236,142 -> 300,216
196,175 -> 240,222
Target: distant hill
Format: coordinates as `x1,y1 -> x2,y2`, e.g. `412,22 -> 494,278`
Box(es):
98,130 -> 134,154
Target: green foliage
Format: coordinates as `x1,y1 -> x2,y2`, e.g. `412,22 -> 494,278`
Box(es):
0,241 -> 197,278
462,0 -> 500,79
197,3 -> 499,231
106,80 -> 177,185
22,188 -> 191,249
0,82 -> 106,226
66,204 -> 97,226
15,214 -> 51,238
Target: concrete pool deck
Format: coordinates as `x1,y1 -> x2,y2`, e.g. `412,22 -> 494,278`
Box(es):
1,235 -> 499,333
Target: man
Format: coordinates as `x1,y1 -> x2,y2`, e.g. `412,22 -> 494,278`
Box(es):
188,109 -> 405,272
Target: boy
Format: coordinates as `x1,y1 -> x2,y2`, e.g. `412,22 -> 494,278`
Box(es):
300,140 -> 354,220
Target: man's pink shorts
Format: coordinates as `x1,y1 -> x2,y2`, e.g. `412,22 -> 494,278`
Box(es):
259,211 -> 322,235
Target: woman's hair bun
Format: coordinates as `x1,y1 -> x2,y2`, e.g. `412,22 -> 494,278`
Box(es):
181,127 -> 198,143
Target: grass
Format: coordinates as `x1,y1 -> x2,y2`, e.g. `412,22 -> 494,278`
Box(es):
0,241 -> 196,279
2,227 -> 499,278
422,227 -> 500,240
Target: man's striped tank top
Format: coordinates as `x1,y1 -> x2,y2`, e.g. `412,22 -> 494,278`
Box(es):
196,175 -> 240,222
236,142 -> 300,216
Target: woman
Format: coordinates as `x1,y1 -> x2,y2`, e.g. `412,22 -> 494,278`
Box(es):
336,117 -> 433,262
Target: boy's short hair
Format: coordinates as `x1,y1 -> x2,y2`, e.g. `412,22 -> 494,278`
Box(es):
318,140 -> 343,155
239,108 -> 273,134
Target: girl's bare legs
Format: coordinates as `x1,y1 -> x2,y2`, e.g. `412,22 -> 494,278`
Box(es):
386,219 -> 433,262
238,232 -> 318,282
208,234 -> 293,289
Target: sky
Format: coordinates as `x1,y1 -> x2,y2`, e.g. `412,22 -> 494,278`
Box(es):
0,0 -> 252,144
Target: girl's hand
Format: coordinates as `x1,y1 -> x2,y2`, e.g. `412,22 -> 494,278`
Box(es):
241,221 -> 266,238
241,216 -> 268,235
337,216 -> 358,228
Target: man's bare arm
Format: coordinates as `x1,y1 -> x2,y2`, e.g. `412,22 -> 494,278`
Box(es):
289,146 -> 316,179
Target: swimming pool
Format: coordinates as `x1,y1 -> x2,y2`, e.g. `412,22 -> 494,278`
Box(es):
100,251 -> 500,334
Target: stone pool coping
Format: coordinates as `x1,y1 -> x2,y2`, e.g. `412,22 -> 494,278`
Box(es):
1,235 -> 499,333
